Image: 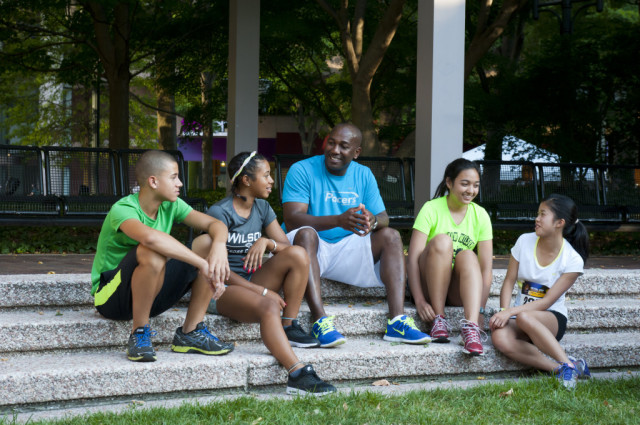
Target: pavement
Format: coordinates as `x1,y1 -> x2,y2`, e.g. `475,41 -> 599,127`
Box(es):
0,253 -> 637,275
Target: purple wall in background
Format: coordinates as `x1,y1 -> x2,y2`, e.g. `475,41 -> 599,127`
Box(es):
178,137 -> 277,162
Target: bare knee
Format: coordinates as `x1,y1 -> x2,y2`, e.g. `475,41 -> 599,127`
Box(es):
375,227 -> 403,249
191,234 -> 213,257
515,311 -> 536,332
292,228 -> 318,251
257,296 -> 281,318
428,234 -> 453,256
492,329 -> 514,354
136,244 -> 166,273
455,249 -> 480,267
280,245 -> 309,270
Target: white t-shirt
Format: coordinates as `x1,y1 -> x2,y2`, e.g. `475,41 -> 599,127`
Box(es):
511,232 -> 584,318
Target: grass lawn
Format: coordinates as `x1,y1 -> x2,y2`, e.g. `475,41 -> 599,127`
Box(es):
2,376 -> 638,425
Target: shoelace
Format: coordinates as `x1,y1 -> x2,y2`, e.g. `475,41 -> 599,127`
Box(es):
195,324 -> 220,342
135,325 -> 157,348
460,319 -> 487,344
557,363 -> 577,380
432,315 -> 451,333
399,316 -> 420,330
317,316 -> 337,334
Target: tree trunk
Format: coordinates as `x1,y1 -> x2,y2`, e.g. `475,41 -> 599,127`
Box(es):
71,85 -> 93,147
86,1 -> 132,150
200,71 -> 213,190
351,78 -> 378,155
157,87 -> 177,151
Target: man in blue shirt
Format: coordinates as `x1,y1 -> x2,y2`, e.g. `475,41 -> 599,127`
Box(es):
283,123 -> 431,347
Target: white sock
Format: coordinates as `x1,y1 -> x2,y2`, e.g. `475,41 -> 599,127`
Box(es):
391,314 -> 404,322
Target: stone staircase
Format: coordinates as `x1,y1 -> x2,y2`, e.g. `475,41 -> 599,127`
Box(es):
1,269 -> 640,409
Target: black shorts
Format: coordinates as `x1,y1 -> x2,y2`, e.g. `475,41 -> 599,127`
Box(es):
94,247 -> 199,320
551,310 -> 568,342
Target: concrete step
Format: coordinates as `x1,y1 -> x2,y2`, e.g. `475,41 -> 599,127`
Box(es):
2,299 -> 640,354
0,331 -> 638,407
2,269 -> 640,309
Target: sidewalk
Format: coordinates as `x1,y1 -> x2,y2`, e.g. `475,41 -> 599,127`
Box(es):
0,253 -> 637,275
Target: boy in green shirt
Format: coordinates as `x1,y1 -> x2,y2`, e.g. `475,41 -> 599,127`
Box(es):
91,150 -> 232,362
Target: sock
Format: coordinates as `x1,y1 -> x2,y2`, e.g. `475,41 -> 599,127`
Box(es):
390,314 -> 404,322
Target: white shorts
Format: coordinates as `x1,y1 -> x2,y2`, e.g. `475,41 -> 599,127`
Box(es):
286,226 -> 384,288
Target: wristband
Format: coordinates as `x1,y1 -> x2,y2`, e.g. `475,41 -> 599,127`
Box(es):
262,287 -> 268,296
479,306 -> 485,315
498,308 -> 506,312
270,239 -> 277,253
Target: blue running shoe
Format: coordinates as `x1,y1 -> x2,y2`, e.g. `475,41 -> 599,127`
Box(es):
127,324 -> 157,362
312,316 -> 346,348
568,356 -> 591,379
554,363 -> 578,390
383,315 -> 431,344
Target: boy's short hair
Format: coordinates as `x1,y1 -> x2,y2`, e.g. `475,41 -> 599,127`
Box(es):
135,150 -> 178,187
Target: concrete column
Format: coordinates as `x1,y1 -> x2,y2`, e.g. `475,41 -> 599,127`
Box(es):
227,0 -> 260,161
415,0 -> 466,209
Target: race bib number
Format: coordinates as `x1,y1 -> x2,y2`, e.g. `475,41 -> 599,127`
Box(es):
518,280 -> 549,304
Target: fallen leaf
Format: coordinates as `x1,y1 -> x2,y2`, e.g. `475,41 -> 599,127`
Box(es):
37,261 -> 43,264
372,379 -> 390,386
499,388 -> 514,398
251,418 -> 263,425
343,402 -> 349,411
313,409 -> 320,415
47,271 -> 56,274
604,401 -> 612,408
392,382 -> 400,385
376,403 -> 381,410
131,400 -> 145,406
38,311 -> 44,315
477,376 -> 486,380
348,304 -> 353,308
1,358 -> 8,361
55,311 -> 63,316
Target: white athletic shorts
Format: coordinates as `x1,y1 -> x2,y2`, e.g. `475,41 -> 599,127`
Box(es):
286,226 -> 384,288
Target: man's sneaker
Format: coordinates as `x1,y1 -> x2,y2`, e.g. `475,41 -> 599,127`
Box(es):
285,320 -> 321,348
127,324 -> 157,362
383,315 -> 431,344
568,356 -> 592,379
171,322 -> 234,355
430,315 -> 451,343
555,362 -> 579,390
312,316 -> 346,348
460,319 -> 487,356
286,364 -> 337,396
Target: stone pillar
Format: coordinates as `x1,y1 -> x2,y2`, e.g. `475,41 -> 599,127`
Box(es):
415,0 -> 466,209
227,0 -> 260,161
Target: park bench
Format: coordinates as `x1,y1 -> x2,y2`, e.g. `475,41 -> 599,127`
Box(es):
0,145 -> 206,225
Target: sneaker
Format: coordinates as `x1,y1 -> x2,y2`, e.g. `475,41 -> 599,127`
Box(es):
285,320 -> 321,348
383,315 -> 431,344
460,319 -> 487,356
555,363 -> 579,390
127,324 -> 157,362
171,322 -> 234,355
286,364 -> 337,396
430,315 -> 451,343
568,356 -> 592,379
312,316 -> 346,348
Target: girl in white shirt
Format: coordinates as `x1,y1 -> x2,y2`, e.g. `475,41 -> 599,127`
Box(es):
489,194 -> 590,389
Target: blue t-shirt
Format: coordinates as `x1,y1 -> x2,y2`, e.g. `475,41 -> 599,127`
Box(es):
282,155 -> 385,243
207,196 -> 277,279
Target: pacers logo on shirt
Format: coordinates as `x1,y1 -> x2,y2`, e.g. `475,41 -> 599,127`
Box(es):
324,191 -> 358,205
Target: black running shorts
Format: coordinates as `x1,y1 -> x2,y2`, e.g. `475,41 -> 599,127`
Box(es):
94,246 -> 198,320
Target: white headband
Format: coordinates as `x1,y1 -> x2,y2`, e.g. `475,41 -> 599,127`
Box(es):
230,151 -> 257,184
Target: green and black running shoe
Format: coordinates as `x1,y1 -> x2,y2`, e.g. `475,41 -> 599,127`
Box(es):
171,322 -> 234,355
127,324 -> 157,362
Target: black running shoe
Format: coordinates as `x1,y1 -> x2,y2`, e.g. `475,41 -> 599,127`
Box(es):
171,322 -> 234,355
285,320 -> 321,348
127,324 -> 157,362
286,364 -> 337,396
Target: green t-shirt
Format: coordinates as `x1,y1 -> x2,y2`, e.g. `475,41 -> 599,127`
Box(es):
413,196 -> 492,258
90,194 -> 193,294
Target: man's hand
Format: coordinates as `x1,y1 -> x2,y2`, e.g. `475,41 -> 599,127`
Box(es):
339,203 -> 373,236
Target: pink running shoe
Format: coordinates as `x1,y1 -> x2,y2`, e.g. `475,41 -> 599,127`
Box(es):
430,315 -> 451,343
460,319 -> 487,356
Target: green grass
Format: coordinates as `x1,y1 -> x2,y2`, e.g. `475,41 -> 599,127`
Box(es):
1,376 -> 638,425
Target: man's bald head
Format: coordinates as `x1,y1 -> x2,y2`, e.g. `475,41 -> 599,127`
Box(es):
135,150 -> 178,187
330,123 -> 362,147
